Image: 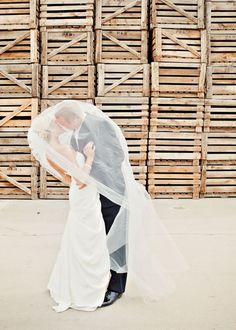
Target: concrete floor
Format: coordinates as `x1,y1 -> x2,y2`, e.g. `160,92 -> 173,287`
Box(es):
0,198 -> 235,330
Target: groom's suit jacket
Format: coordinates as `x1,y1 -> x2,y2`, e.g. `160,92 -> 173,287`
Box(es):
70,113 -> 126,200
70,113 -> 128,274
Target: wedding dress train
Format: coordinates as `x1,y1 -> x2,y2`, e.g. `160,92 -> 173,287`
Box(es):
47,152 -> 111,312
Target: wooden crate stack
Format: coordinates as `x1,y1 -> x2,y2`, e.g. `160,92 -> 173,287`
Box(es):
148,0 -> 206,198
1,0 -> 236,200
200,0 -> 236,197
0,0 -> 40,199
94,0 -> 149,185
39,0 -> 95,198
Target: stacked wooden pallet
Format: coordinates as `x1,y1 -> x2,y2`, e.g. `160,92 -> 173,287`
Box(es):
0,0 -> 40,199
1,0 -> 235,200
39,0 -> 95,198
94,0 -> 149,185
148,0 -> 206,198
200,0 -> 236,197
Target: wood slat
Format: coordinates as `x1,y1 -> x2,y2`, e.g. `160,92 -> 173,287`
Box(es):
96,30 -> 148,63
206,1 -> 236,31
0,98 -> 38,129
206,64 -> 236,99
201,132 -> 236,161
151,62 -> 206,98
0,162 -> 38,199
40,0 -> 94,28
0,30 -> 39,64
148,159 -> 201,199
0,64 -> 40,98
42,65 -> 95,99
150,0 -> 205,30
0,130 -> 37,163
41,30 -> 94,65
150,97 -> 204,132
95,0 -> 148,30
208,31 -> 236,65
97,63 -> 150,97
204,99 -> 236,132
200,160 -> 236,197
152,28 -> 207,63
148,131 -> 202,162
0,0 -> 38,30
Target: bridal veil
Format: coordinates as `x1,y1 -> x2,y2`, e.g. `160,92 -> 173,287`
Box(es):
27,100 -> 190,303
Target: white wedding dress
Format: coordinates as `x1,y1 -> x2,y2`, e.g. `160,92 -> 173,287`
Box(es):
47,151 -> 111,312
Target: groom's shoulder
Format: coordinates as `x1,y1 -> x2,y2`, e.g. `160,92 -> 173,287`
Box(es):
85,113 -> 110,129
85,112 -> 104,124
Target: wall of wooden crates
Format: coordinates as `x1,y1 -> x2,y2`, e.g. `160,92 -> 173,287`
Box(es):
0,0 -> 235,199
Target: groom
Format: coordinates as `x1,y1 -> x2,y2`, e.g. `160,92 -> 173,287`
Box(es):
54,104 -> 128,307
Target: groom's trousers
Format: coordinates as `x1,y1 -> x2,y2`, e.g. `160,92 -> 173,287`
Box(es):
99,193 -> 127,294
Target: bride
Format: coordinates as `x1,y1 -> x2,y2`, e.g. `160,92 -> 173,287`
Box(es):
45,121 -> 111,312
28,100 -> 190,313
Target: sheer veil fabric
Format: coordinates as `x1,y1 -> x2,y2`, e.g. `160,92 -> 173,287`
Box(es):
27,100 -> 190,303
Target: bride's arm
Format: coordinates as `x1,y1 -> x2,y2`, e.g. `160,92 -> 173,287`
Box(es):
46,157 -> 72,185
47,143 -> 95,188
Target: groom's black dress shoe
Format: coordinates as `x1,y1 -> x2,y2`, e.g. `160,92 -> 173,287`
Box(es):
100,290 -> 122,307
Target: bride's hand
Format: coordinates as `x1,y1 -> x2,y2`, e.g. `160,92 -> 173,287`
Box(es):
83,141 -> 95,159
74,179 -> 87,189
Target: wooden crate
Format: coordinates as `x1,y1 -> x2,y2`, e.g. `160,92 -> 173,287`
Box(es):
0,64 -> 40,98
148,131 -> 202,163
95,30 -> 148,63
0,162 -> 38,199
200,160 -> 236,198
0,131 -> 36,163
148,131 -> 201,198
201,132 -> 236,161
95,96 -> 149,132
200,131 -> 236,197
152,28 -> 207,63
40,167 -> 69,199
204,99 -> 236,132
0,98 -> 38,129
206,64 -> 236,99
0,30 -> 39,64
207,31 -> 236,65
151,62 -> 206,98
41,30 -> 94,65
40,0 -> 94,28
95,0 -> 148,30
42,65 -> 95,99
0,0 -> 39,30
150,97 -> 204,132
150,0 -> 205,30
97,63 -> 150,97
148,159 -> 201,199
206,1 -> 236,31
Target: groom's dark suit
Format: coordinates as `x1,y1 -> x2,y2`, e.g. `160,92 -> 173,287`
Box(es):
70,113 -> 127,294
